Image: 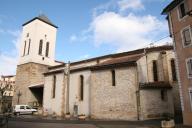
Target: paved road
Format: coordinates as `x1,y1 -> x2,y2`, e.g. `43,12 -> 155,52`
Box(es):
4,121 -> 98,128
1,115 -> 188,128
3,121 -> 159,128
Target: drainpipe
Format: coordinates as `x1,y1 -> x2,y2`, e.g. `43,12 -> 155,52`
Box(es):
61,64 -> 66,116
136,63 -> 141,120
66,61 -> 70,113
144,48 -> 149,83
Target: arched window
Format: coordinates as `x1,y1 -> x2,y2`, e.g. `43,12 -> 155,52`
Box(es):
27,39 -> 31,55
80,75 -> 84,101
153,60 -> 158,82
23,41 -> 26,56
111,70 -> 116,86
38,40 -> 43,55
52,75 -> 56,98
45,42 -> 49,57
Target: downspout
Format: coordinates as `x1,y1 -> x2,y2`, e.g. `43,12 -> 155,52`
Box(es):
66,61 -> 70,113
61,64 -> 66,116
136,63 -> 141,120
144,48 -> 149,83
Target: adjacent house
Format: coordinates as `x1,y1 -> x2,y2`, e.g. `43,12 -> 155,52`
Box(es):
162,0 -> 192,126
0,75 -> 15,113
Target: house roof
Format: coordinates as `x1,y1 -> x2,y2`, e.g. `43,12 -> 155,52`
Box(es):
162,0 -> 183,14
1,75 -> 15,78
139,82 -> 172,89
22,14 -> 58,28
90,54 -> 143,70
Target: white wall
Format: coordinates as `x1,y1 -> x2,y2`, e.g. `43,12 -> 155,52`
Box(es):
43,73 -> 64,116
69,70 -> 91,116
19,19 -> 57,66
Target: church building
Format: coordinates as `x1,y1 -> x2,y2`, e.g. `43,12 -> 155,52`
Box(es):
13,15 -> 181,120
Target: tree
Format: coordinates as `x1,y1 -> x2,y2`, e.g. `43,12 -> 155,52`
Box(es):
0,82 -> 8,113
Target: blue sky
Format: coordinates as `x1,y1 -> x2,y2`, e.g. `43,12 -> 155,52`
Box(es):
0,0 -> 172,75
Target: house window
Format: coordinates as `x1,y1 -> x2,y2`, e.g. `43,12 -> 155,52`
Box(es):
153,60 -> 158,82
171,59 -> 177,81
178,2 -> 187,19
45,42 -> 49,57
161,90 -> 168,101
27,39 -> 31,55
38,40 -> 43,55
189,88 -> 192,111
23,41 -> 26,56
182,26 -> 192,47
186,58 -> 192,78
80,75 -> 84,101
111,70 -> 116,86
52,75 -> 56,98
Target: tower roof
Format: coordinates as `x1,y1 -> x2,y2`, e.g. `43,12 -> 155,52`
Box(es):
22,14 -> 58,28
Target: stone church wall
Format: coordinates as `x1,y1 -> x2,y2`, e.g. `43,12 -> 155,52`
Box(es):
140,89 -> 174,120
12,62 -> 48,106
90,66 -> 138,120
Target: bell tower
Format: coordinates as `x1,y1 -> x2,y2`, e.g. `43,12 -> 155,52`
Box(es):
12,15 -> 58,106
19,14 -> 58,66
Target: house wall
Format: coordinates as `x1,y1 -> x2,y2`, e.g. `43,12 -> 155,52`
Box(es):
167,0 -> 192,125
91,66 -> 138,120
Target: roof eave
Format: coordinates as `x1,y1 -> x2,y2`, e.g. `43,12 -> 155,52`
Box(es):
22,17 -> 58,28
161,0 -> 184,15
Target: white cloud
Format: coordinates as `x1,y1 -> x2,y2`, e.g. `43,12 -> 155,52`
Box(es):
118,0 -> 144,11
0,30 -> 21,75
79,54 -> 90,60
69,35 -> 77,42
90,12 -> 169,51
69,0 -> 171,52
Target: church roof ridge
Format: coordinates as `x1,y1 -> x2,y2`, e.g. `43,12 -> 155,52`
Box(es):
22,15 -> 58,28
48,45 -> 173,70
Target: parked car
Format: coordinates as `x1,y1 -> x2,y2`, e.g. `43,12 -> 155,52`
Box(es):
13,105 -> 37,115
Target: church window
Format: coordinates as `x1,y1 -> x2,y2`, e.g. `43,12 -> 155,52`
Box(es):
27,39 -> 31,55
80,75 -> 84,101
153,60 -> 158,82
26,33 -> 29,37
39,40 -> 43,55
111,70 -> 116,86
171,59 -> 177,81
46,42 -> 49,57
52,75 -> 56,98
23,41 -> 27,56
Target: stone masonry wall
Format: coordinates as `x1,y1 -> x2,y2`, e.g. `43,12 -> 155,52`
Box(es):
12,62 -> 48,106
140,89 -> 174,120
91,66 -> 138,120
